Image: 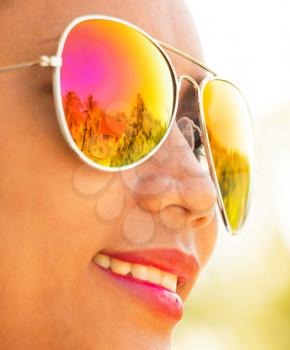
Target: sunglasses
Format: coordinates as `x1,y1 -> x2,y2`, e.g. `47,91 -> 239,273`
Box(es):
0,15 -> 254,235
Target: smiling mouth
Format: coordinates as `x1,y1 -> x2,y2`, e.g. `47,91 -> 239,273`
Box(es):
94,253 -> 178,292
91,249 -> 199,320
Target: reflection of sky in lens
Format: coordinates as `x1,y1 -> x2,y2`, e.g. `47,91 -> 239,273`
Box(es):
61,19 -> 174,122
203,80 -> 253,157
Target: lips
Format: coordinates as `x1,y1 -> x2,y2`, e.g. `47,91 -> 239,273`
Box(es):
101,248 -> 199,283
92,248 -> 200,320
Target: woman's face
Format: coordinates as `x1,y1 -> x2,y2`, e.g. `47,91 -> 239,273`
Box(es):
0,1 -> 219,349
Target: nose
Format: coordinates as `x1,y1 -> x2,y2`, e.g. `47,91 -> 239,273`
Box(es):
125,120 -> 218,229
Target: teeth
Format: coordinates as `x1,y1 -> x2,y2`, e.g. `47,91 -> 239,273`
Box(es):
148,266 -> 162,285
131,264 -> 149,281
161,272 -> 177,293
94,253 -> 111,269
94,253 -> 178,293
111,258 -> 131,276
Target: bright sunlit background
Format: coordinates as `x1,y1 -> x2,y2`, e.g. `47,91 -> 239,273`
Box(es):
174,1 -> 290,349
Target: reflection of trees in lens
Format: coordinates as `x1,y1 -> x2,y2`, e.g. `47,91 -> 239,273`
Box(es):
62,92 -> 167,167
207,127 -> 251,231
62,91 -> 85,147
111,93 -> 167,166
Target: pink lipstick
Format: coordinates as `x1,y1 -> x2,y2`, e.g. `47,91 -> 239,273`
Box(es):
92,248 -> 200,320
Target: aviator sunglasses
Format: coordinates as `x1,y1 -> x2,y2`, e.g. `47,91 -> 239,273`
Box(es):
0,15 -> 255,235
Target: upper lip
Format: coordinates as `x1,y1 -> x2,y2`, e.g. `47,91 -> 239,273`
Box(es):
99,248 -> 200,287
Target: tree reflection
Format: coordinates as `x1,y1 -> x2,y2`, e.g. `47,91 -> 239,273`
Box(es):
62,92 -> 167,167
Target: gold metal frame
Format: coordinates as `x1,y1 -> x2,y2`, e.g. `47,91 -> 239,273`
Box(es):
0,15 -> 254,235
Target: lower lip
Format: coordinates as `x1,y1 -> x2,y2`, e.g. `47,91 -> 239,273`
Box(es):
92,263 -> 183,321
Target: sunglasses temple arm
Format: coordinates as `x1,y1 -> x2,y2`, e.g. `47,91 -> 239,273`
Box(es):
0,55 -> 62,74
158,40 -> 217,77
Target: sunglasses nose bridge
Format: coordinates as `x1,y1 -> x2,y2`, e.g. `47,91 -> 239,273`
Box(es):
178,75 -> 202,103
177,74 -> 204,144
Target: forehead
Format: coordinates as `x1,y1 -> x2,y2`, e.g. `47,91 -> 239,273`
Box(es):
1,0 -> 206,117
1,0 -> 203,66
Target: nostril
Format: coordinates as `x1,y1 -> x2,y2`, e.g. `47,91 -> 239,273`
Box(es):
191,207 -> 216,229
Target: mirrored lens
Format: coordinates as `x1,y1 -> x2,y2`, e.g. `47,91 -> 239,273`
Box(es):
60,18 -> 175,168
202,79 -> 254,233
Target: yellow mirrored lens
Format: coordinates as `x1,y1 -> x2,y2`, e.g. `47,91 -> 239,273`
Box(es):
202,79 -> 254,232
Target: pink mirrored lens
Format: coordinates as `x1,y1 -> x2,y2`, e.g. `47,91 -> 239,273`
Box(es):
60,18 -> 175,168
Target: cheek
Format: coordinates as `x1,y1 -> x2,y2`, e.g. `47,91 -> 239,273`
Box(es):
194,211 -> 219,268
0,86 -> 126,269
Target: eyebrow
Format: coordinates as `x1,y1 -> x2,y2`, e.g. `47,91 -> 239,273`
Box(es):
36,35 -> 60,47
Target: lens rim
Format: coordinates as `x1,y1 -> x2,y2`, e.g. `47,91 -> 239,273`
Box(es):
199,76 -> 255,235
52,15 -> 179,172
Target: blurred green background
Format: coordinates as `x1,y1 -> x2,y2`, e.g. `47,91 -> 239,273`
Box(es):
174,1 -> 290,349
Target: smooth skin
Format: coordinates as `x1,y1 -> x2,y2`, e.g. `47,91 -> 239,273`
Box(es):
0,1 -> 219,349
